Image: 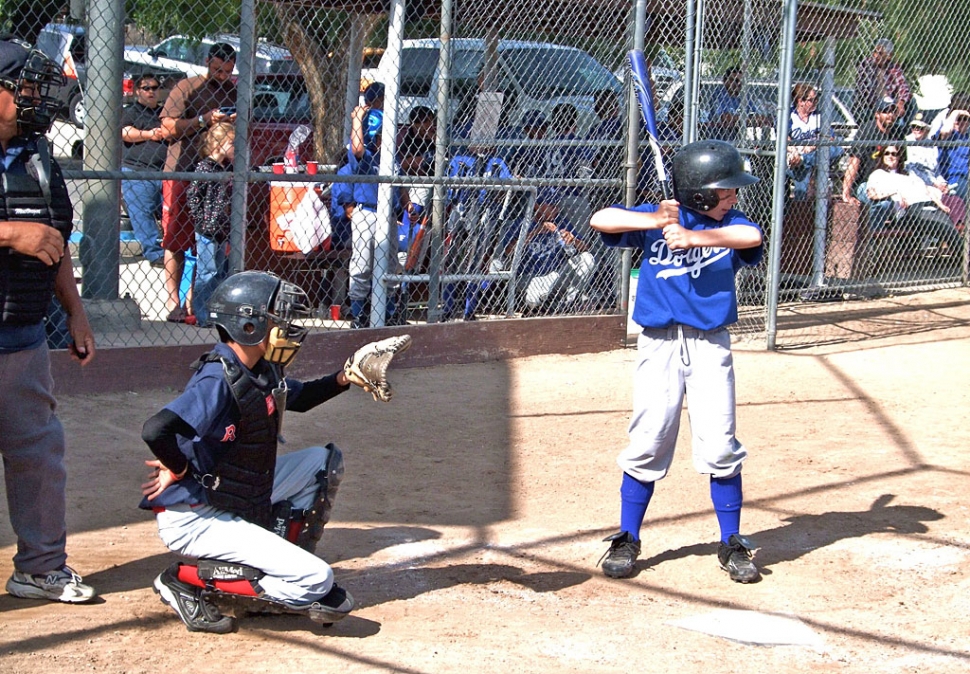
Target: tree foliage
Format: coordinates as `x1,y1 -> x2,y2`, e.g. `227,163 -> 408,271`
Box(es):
802,0 -> 970,94
0,0 -> 66,43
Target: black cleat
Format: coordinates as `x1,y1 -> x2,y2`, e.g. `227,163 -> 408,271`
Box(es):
153,564 -> 237,634
717,534 -> 761,583
599,531 -> 641,579
306,583 -> 355,624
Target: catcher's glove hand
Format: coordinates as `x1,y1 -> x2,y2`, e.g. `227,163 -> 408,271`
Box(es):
344,334 -> 412,402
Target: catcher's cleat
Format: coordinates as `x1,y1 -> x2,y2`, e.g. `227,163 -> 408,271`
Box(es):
305,583 -> 355,625
153,564 -> 237,634
599,531 -> 641,579
717,534 -> 761,583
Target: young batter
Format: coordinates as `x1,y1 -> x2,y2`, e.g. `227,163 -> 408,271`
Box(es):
590,140 -> 763,583
140,271 -> 358,633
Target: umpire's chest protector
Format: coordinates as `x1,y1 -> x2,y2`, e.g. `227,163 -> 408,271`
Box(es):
0,150 -> 73,325
194,353 -> 281,528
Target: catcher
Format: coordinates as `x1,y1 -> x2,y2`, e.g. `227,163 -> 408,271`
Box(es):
138,270 -> 411,633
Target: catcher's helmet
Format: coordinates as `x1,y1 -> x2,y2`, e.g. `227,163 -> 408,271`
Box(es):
206,271 -> 311,365
672,140 -> 759,212
0,37 -> 66,137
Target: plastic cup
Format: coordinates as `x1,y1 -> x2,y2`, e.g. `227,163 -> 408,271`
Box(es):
272,162 -> 284,174
306,160 -> 318,175
329,304 -> 341,320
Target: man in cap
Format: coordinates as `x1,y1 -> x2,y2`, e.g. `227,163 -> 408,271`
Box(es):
905,112 -> 947,189
841,95 -> 906,231
158,42 -> 238,324
854,38 -> 911,121
0,36 -> 97,603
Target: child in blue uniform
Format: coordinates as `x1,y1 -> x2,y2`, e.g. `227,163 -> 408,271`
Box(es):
589,140 -> 764,583
348,107 -> 412,328
141,271 -> 367,633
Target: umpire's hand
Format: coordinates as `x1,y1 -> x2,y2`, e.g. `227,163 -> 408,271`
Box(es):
0,221 -> 64,266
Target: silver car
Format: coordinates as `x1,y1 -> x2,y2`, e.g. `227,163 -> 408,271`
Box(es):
123,34 -> 299,78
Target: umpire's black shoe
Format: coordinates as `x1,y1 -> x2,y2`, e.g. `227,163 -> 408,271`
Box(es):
717,534 -> 761,583
599,531 -> 641,578
153,564 -> 237,634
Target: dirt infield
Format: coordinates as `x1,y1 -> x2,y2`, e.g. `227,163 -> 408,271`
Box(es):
2,289 -> 970,673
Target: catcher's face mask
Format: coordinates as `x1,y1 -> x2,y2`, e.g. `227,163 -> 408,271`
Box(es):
0,41 -> 66,137
263,281 -> 311,367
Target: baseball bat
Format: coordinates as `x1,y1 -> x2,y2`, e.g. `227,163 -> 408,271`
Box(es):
627,49 -> 673,200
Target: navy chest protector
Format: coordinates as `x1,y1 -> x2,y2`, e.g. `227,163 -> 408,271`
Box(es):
0,139 -> 73,325
191,352 -> 283,528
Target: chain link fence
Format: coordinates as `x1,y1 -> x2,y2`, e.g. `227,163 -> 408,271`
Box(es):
5,0 -> 966,349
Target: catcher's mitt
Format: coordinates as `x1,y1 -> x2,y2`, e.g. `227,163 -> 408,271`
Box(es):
344,334 -> 413,402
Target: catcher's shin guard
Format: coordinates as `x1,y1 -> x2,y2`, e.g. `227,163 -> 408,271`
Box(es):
175,560 -> 265,597
295,443 -> 345,553
271,499 -> 306,544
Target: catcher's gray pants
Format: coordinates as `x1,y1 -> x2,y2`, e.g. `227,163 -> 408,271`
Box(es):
0,343 -> 70,574
618,325 -> 747,483
155,446 -> 336,606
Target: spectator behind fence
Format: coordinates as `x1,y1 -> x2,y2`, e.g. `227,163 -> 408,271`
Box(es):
159,41 -> 237,324
905,113 -> 945,188
865,144 -> 961,258
398,105 -> 436,210
546,103 -> 591,228
347,108 -> 412,328
583,90 -> 625,211
853,38 -> 911,122
505,109 -> 548,179
186,122 -> 235,327
841,96 -> 905,231
787,84 -> 819,200
350,82 -> 384,161
703,67 -> 771,143
905,112 -> 966,227
706,67 -> 743,141
0,36 -> 97,605
121,75 -> 167,266
932,92 -> 970,203
491,188 -> 595,314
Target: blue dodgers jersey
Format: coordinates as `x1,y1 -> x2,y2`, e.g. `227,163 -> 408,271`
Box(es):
600,204 -> 763,330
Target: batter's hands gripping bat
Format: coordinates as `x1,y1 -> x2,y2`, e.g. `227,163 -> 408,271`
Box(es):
627,49 -> 673,200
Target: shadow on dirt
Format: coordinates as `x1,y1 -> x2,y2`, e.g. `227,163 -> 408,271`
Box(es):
635,494 -> 944,577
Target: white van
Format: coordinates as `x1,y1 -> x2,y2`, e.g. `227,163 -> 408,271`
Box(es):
123,34 -> 298,78
367,38 -> 622,136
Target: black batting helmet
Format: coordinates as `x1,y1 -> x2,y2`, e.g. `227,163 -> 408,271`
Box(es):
0,37 -> 66,137
206,271 -> 311,365
672,140 -> 759,212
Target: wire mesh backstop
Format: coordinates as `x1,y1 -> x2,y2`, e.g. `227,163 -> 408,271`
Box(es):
4,0 -> 966,349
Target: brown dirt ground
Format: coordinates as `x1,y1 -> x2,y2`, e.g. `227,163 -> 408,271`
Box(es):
2,289 -> 970,673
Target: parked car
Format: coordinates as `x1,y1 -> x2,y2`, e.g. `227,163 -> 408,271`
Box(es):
657,78 -> 858,144
123,34 -> 299,78
36,22 -> 186,128
367,38 -> 623,136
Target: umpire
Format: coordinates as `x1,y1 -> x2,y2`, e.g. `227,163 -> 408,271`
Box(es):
0,36 -> 97,602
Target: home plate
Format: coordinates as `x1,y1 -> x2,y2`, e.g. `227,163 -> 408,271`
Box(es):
667,609 -> 826,650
